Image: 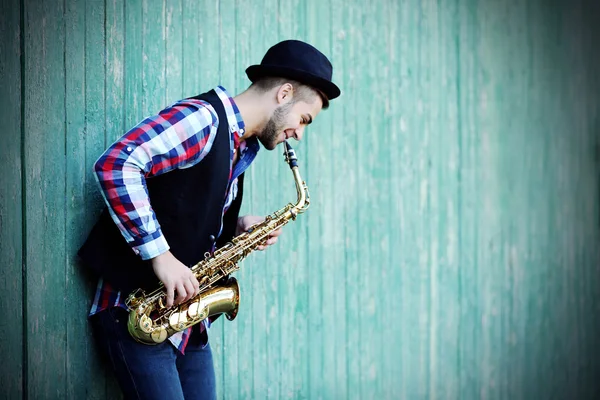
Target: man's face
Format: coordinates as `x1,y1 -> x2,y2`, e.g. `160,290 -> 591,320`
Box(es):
257,96 -> 323,150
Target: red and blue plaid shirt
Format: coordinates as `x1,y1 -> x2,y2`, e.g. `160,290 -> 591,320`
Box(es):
89,86 -> 259,354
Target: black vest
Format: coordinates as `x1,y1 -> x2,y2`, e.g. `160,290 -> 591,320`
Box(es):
78,90 -> 244,294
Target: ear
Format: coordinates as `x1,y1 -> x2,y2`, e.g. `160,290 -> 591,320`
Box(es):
275,83 -> 294,105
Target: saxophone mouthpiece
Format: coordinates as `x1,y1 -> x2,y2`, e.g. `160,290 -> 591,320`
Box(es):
284,140 -> 298,169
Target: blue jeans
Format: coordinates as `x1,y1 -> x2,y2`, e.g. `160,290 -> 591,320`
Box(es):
90,307 -> 216,400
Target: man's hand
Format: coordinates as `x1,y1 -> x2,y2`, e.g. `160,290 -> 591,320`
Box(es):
151,251 -> 200,308
236,215 -> 283,251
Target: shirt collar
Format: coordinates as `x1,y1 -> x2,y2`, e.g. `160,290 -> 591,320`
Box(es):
213,85 -> 247,145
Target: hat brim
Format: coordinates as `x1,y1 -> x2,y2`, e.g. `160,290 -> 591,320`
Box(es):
246,65 -> 341,100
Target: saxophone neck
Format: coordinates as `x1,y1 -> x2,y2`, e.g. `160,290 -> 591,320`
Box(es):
283,140 -> 310,213
283,140 -> 298,169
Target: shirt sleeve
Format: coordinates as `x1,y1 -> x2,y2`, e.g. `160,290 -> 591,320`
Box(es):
93,99 -> 217,260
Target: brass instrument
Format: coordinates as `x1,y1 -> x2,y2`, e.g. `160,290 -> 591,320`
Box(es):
125,140 -> 310,345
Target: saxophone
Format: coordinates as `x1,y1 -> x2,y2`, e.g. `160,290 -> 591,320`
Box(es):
125,140 -> 310,345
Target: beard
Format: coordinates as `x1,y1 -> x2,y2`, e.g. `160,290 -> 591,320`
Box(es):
257,103 -> 292,150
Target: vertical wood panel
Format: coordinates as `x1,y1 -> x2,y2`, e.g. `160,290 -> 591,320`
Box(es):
64,0 -> 98,398
124,0 -> 143,128
210,0 -> 233,396
0,0 -> 23,397
103,1 -> 127,396
275,1 -> 308,399
221,1 -> 253,397
328,0 -> 350,398
165,0 -> 183,104
142,0 -> 165,115
24,0 -> 67,397
385,1 -> 403,398
304,0 -> 332,398
422,1 -> 463,397
342,2 -> 361,399
360,2 -> 386,399
456,1 -> 479,397
250,2 -> 281,396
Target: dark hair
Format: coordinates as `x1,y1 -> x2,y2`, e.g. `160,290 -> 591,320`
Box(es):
251,77 -> 330,109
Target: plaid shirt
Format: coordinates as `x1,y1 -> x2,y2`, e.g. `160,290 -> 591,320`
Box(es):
89,86 -> 259,354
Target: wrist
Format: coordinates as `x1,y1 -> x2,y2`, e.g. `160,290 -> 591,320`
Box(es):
133,230 -> 170,260
151,250 -> 172,265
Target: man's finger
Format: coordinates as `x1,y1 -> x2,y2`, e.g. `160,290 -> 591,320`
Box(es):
165,283 -> 175,308
191,276 -> 200,297
175,283 -> 187,305
183,280 -> 195,302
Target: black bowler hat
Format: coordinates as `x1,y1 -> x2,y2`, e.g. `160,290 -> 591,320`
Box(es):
246,40 -> 341,100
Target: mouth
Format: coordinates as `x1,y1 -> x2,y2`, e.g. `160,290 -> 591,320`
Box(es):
284,130 -> 295,140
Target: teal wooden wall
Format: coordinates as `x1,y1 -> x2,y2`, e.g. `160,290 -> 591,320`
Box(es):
1,0 -> 600,399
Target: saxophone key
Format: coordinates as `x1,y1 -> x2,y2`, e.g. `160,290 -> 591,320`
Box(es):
199,276 -> 210,287
187,301 -> 200,318
139,314 -> 154,334
158,296 -> 167,309
151,327 -> 168,344
169,312 -> 189,331
187,301 -> 209,321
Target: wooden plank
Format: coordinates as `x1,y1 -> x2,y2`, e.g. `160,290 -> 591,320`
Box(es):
106,0 -> 126,143
455,1 -> 482,398
568,5 -> 600,399
327,0 -> 350,398
275,1 -> 308,399
472,0 -> 541,397
242,2 -> 281,398
304,0 -> 336,398
141,0 -> 166,115
64,0 -> 94,398
23,0 -> 67,397
181,0 -> 238,396
370,1 -> 397,399
423,1 -> 462,398
192,0 -> 220,92
385,1 -> 403,398
165,0 -> 183,104
394,2 -> 413,397
0,0 -> 23,397
64,0 -> 119,398
394,2 -> 428,398
357,3 -> 387,399
223,1 -> 281,399
101,1 -> 127,397
181,0 -> 217,98
483,2 -> 529,397
419,3 -> 438,397
341,2 -> 361,400
209,0 -> 241,397
222,1 -> 255,398
212,2 -> 238,397
124,0 -> 143,129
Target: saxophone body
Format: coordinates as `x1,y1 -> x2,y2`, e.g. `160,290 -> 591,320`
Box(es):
125,141 -> 310,345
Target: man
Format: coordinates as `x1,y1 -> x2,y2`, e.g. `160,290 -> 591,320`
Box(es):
78,39 -> 340,399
